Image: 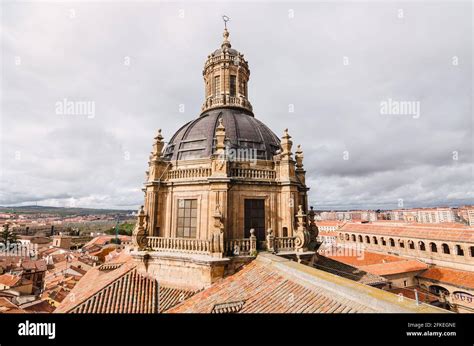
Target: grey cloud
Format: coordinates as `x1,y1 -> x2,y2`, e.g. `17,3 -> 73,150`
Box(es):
0,1 -> 472,210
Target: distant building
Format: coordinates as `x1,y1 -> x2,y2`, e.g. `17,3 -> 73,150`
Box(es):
52,235 -> 72,249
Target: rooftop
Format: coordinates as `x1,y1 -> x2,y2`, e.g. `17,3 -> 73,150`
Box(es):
340,222 -> 474,243
55,252 -> 198,313
419,267 -> 474,290
168,253 -> 445,313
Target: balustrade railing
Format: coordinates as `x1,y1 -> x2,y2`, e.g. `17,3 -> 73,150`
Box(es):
147,237 -> 211,255
224,238 -> 252,256
166,167 -> 212,180
274,237 -> 296,251
230,168 -> 276,180
146,234 -> 297,257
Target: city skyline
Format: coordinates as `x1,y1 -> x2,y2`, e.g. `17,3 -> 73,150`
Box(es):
1,2 -> 472,210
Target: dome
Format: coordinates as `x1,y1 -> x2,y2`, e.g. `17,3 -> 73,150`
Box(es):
211,47 -> 239,56
163,108 -> 281,161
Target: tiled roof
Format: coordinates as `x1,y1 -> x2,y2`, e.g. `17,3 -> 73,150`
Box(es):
316,221 -> 342,226
340,223 -> 474,243
83,235 -> 131,248
321,249 -> 404,267
68,269 -> 158,313
168,254 -> 444,313
320,250 -> 427,277
55,253 -> 198,313
315,255 -> 387,286
359,260 -> 428,276
0,274 -> 21,287
23,300 -> 56,313
419,267 -> 474,290
21,259 -> 47,272
0,297 -> 26,313
168,260 -> 375,313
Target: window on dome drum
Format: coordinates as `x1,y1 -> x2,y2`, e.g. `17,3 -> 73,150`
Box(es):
214,76 -> 220,96
430,242 -> 437,252
419,241 -> 426,251
177,199 -> 197,238
455,245 -> 464,256
230,75 -> 236,97
470,246 -> 474,257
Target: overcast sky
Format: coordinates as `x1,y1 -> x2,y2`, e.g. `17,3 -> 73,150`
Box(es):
0,1 -> 472,210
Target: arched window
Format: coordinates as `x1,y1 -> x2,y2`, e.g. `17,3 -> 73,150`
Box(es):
429,285 -> 449,297
399,240 -> 405,248
419,241 -> 426,251
389,238 -> 395,247
345,233 -> 349,241
373,236 -> 378,245
339,233 -> 344,240
351,234 -> 356,241
365,236 -> 370,244
430,242 -> 437,253
408,240 -> 415,250
455,245 -> 464,256
381,237 -> 386,246
470,246 -> 474,257
283,227 -> 288,237
358,235 -> 363,242
442,243 -> 450,254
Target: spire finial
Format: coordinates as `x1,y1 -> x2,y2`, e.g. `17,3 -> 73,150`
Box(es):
221,15 -> 231,49
222,15 -> 230,29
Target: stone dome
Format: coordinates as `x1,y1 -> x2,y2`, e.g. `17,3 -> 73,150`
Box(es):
163,108 -> 281,161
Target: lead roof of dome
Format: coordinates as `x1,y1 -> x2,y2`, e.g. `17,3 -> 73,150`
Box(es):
163,108 -> 281,161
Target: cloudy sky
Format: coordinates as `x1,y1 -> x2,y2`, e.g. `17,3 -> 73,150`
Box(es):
0,1 -> 472,210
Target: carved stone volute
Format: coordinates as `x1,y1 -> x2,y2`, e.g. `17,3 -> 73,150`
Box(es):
132,205 -> 148,250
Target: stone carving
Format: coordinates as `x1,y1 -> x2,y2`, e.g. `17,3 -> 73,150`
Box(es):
308,206 -> 319,250
132,206 -> 148,250
249,229 -> 257,256
266,229 -> 275,252
212,204 -> 225,256
294,205 -> 311,252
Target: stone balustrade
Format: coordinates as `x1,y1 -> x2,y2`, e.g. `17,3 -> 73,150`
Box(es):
146,233 -> 299,257
230,168 -> 276,180
274,237 -> 296,251
225,238 -> 252,256
166,167 -> 212,180
147,236 -> 212,255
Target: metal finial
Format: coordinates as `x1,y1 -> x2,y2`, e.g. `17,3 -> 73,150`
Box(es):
222,15 -> 230,29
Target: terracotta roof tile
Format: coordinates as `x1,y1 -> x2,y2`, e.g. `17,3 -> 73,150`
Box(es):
168,260 -> 376,313
55,252 -> 198,313
340,223 -> 474,243
419,267 -> 474,290
0,274 -> 21,287
359,260 -> 428,276
314,255 -> 387,286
